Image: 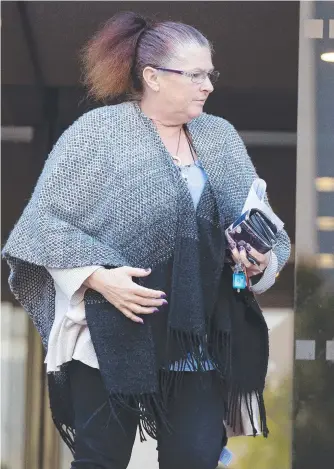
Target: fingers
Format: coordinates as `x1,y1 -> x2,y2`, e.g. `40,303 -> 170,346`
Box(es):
226,238 -> 241,265
122,266 -> 167,298
244,244 -> 271,271
127,303 -> 164,315
231,249 -> 241,265
134,295 -> 168,308
103,267 -> 168,324
122,266 -> 153,277
132,284 -> 167,299
226,234 -> 271,271
238,246 -> 252,269
244,244 -> 267,266
235,246 -> 262,277
119,299 -> 167,324
226,237 -> 266,275
117,298 -> 166,325
246,264 -> 264,277
119,306 -> 144,324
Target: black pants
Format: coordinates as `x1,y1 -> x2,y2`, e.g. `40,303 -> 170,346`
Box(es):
68,360 -> 226,469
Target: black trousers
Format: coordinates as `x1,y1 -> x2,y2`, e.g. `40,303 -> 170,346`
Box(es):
68,360 -> 226,469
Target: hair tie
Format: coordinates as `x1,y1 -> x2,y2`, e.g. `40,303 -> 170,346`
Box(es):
137,23 -> 149,44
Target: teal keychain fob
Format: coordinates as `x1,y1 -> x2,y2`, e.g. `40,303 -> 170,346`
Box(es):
233,263 -> 247,292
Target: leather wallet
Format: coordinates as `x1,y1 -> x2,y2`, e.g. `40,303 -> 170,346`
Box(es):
226,208 -> 278,254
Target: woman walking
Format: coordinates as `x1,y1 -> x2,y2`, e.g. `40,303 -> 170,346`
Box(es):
3,12 -> 291,469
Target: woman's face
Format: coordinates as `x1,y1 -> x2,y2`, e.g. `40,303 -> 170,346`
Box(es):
149,44 -> 215,122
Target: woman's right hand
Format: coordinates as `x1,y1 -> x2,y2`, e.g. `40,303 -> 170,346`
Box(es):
84,266 -> 167,324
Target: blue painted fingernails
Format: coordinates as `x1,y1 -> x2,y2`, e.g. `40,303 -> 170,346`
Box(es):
162,300 -> 168,305
161,294 -> 167,299
153,308 -> 159,313
246,243 -> 252,252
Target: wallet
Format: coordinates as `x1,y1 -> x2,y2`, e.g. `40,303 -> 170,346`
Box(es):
226,208 -> 278,255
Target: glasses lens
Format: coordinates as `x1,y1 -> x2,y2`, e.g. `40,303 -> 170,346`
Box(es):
191,72 -> 206,84
192,71 -> 220,84
209,71 -> 220,84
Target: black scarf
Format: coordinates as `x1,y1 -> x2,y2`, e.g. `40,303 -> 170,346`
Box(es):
50,179 -> 269,450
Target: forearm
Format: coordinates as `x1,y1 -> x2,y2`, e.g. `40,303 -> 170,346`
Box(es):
223,123 -> 292,283
272,228 -> 291,272
250,251 -> 278,294
47,265 -> 103,301
250,230 -> 291,294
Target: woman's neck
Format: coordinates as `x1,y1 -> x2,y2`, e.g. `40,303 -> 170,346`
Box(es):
139,98 -> 185,132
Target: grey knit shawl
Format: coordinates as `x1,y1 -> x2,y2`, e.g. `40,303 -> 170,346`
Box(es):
3,101 -> 290,339
2,101 -> 291,446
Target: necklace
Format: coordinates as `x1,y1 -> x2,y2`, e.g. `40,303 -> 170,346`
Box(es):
171,127 -> 183,166
175,128 -> 197,183
150,118 -> 183,165
150,118 -> 196,175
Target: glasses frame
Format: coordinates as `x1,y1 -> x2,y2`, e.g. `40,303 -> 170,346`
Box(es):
154,67 -> 220,84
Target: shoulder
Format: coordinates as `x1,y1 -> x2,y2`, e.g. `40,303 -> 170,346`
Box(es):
188,112 -> 244,148
189,112 -> 238,138
51,103 -> 134,154
68,102 -> 130,134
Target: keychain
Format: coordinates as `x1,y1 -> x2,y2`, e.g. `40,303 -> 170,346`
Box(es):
233,262 -> 247,292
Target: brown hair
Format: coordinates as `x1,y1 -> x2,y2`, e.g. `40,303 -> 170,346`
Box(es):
81,11 -> 211,101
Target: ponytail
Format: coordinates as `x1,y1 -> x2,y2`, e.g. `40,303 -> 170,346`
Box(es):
81,12 -> 150,101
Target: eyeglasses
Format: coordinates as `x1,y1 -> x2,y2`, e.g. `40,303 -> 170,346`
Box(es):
154,67 -> 220,84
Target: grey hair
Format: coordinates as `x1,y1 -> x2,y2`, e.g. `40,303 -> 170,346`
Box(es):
133,21 -> 212,91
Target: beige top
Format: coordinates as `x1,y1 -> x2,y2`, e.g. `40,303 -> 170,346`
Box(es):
44,265 -> 101,372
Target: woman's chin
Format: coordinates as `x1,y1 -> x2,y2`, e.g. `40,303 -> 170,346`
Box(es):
188,105 -> 204,120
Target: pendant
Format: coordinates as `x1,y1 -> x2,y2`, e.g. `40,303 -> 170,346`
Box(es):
172,155 -> 182,166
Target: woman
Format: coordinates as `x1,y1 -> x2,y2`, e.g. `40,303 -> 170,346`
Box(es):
3,12 -> 291,469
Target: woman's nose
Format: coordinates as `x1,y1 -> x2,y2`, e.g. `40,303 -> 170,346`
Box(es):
201,76 -> 214,93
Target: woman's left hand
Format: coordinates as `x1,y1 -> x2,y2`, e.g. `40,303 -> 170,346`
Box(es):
228,240 -> 271,277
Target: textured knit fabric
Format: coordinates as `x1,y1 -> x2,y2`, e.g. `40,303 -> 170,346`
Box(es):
250,250 -> 278,293
45,162 -> 278,373
2,101 -> 291,449
46,162 -> 216,373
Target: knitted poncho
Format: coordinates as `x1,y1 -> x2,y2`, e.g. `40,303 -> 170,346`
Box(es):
2,101 -> 291,450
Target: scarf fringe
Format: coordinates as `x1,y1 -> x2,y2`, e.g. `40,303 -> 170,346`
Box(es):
225,386 -> 269,438
256,391 -> 269,436
105,392 -> 172,442
51,385 -> 268,454
50,321 -> 268,450
51,416 -> 75,454
209,329 -> 232,378
166,326 -> 232,374
166,327 -> 205,370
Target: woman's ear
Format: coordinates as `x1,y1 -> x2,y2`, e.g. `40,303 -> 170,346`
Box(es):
142,67 -> 160,92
